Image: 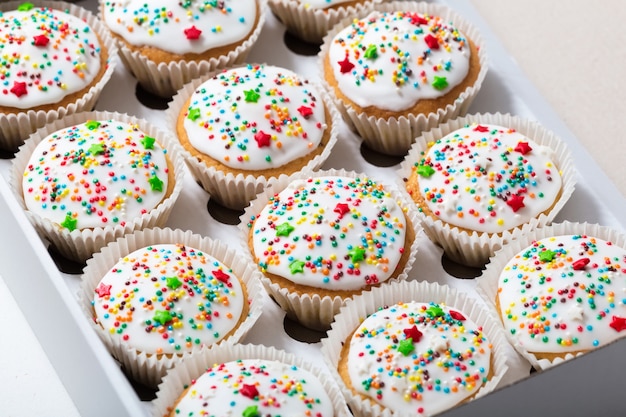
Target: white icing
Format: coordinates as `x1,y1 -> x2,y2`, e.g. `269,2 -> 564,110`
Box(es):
327,10 -> 471,112
93,244 -> 246,354
416,123 -> 562,233
22,119 -> 170,230
347,302 -> 491,416
251,176 -> 407,291
0,6 -> 103,109
102,0 -> 257,55
498,235 -> 626,354
183,64 -> 327,170
173,359 -> 334,416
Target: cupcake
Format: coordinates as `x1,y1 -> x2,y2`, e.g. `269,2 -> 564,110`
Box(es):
240,169 -> 421,330
9,111 -> 185,262
167,63 -> 339,210
100,0 -> 266,97
268,0 -> 380,44
321,280 -> 511,417
477,221 -> 626,371
398,113 -> 576,267
152,343 -> 351,417
79,227 -> 265,387
0,0 -> 116,151
319,1 -> 487,156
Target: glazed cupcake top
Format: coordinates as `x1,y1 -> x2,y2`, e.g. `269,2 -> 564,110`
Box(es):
346,301 -> 492,416
249,176 -> 408,291
498,234 -> 626,354
327,10 -> 472,112
22,119 -> 170,231
182,64 -> 328,171
171,359 -> 334,416
0,3 -> 104,109
92,243 -> 247,355
101,0 -> 257,56
413,123 -> 562,234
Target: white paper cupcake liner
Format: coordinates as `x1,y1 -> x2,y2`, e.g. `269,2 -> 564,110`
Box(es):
77,227 -> 266,387
476,221 -> 626,371
0,0 -> 117,151
8,111 -> 186,263
238,168 -> 423,331
397,112 -> 577,268
269,0 -> 381,44
151,343 -> 351,417
321,279 -> 525,417
100,0 -> 267,98
318,1 -> 488,156
165,63 -> 341,210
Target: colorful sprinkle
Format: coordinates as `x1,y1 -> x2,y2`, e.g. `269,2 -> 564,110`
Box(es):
347,301 -> 491,415
22,120 -> 170,230
498,234 -> 626,356
0,6 -> 103,108
172,359 -> 333,416
409,123 -> 562,234
182,64 -> 327,170
183,25 -> 202,40
250,176 -> 409,292
92,243 -> 246,355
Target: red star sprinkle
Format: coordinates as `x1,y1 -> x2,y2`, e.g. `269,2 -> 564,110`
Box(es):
473,125 -> 490,132
572,258 -> 590,271
334,203 -> 350,217
403,325 -> 423,343
212,270 -> 230,284
254,131 -> 272,148
184,25 -> 202,40
297,105 -> 313,118
506,194 -> 525,212
609,316 -> 626,332
10,81 -> 27,97
514,141 -> 533,155
239,384 -> 259,399
338,56 -> 355,74
449,310 -> 466,321
424,34 -> 440,50
33,34 -> 50,46
408,13 -> 428,25
95,283 -> 112,298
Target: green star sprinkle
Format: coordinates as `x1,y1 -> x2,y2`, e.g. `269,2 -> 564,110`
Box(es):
398,338 -> 415,356
18,3 -> 34,12
426,305 -> 445,317
244,89 -> 261,103
289,259 -> 305,274
85,120 -> 101,130
148,175 -> 164,192
141,136 -> 156,150
416,164 -> 435,177
538,250 -> 557,263
166,277 -> 182,290
88,143 -> 105,155
348,247 -> 366,263
60,214 -> 77,232
242,405 -> 259,417
364,44 -> 378,59
276,222 -> 295,237
153,310 -> 172,325
432,76 -> 449,91
187,107 -> 201,121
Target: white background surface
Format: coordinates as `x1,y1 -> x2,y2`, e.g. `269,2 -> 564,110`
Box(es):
471,0 -> 626,197
1,1 -> 625,416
